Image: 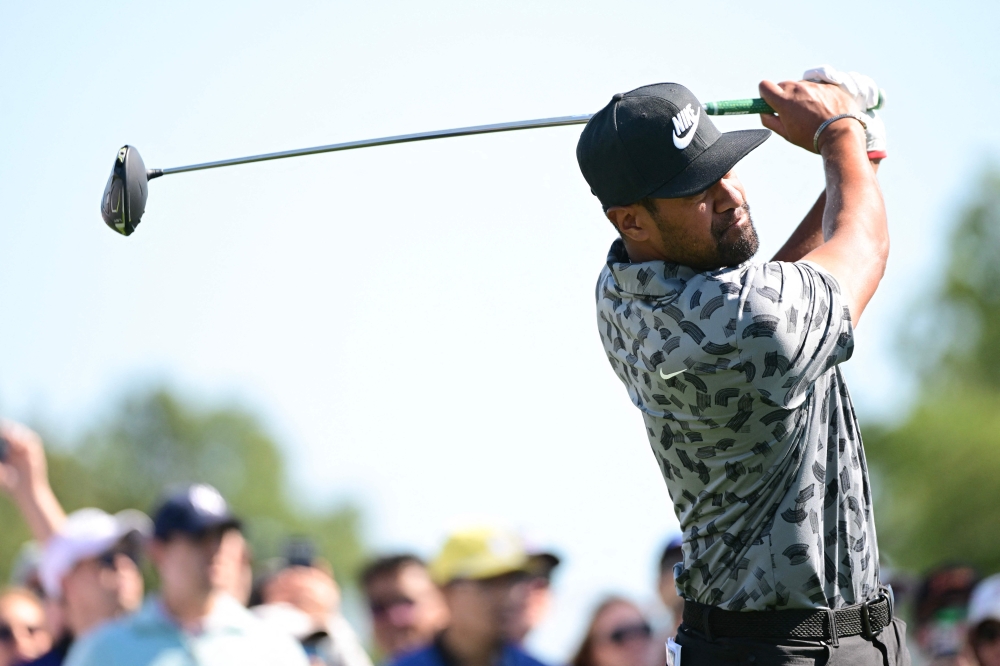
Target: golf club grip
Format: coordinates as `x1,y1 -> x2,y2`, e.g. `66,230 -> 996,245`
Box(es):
704,98 -> 774,116
704,89 -> 886,116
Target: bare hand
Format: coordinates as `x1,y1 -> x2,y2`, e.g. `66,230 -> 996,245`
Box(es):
262,566 -> 341,625
758,80 -> 863,153
0,420 -> 50,499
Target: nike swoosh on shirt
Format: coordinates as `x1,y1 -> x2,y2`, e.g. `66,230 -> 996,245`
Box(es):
672,107 -> 700,150
659,367 -> 685,381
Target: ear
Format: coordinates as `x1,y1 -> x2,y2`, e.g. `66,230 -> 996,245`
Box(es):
606,204 -> 653,242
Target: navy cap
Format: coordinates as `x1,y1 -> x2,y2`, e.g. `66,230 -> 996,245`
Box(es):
152,484 -> 241,540
577,83 -> 770,208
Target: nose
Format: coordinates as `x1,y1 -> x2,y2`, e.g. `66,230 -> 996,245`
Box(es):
713,172 -> 744,212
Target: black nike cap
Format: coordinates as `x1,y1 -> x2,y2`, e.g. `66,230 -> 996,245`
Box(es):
152,484 -> 242,540
576,83 -> 770,209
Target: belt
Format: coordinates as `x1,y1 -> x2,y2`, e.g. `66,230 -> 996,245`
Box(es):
681,590 -> 893,645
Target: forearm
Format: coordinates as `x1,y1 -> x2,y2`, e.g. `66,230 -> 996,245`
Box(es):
772,161 -> 880,263
803,124 -> 889,323
14,482 -> 66,543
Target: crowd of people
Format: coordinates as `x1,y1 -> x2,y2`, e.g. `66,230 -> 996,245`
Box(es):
0,418 -> 998,666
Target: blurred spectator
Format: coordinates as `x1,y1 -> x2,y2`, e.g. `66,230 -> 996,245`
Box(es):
64,484 -> 309,666
29,508 -> 150,666
389,527 -> 549,666
0,588 -> 51,666
505,548 -> 560,646
915,564 -> 979,666
39,509 -> 150,633
360,555 -> 448,661
1,421 -> 147,666
968,574 -> 1000,666
569,596 -> 660,666
7,542 -> 64,646
654,534 -> 684,638
254,561 -> 373,666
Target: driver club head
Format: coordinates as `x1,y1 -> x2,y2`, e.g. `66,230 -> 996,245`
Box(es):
101,145 -> 149,236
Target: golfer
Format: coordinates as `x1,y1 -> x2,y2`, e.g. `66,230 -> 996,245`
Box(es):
576,67 -> 908,665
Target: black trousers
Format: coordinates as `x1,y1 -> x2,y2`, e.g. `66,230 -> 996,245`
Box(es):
673,617 -> 912,666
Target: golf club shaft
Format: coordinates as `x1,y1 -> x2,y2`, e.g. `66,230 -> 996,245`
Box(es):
148,94 -> 882,178
151,115 -> 593,178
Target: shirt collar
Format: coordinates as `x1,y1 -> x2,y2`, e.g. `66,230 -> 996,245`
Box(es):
605,239 -> 699,297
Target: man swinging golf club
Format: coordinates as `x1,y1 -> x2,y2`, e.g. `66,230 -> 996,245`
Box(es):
577,66 -> 909,665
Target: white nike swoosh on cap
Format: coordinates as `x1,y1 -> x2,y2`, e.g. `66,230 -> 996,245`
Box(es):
672,107 -> 700,150
659,367 -> 685,380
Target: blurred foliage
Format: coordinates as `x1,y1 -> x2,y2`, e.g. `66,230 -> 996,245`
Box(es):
902,171 -> 1000,389
865,170 -> 1000,573
0,387 -> 365,588
865,392 -> 1000,572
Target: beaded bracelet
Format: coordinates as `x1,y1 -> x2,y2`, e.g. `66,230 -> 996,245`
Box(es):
813,113 -> 867,153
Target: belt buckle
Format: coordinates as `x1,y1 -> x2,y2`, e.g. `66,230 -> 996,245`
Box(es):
861,590 -> 890,640
860,600 -> 874,639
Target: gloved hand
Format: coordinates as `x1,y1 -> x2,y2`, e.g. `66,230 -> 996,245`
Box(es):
803,65 -> 886,160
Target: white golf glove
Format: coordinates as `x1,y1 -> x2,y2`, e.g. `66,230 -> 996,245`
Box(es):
803,65 -> 886,159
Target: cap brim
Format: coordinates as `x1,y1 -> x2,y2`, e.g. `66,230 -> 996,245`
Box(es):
528,553 -> 560,576
114,509 -> 153,539
647,129 -> 770,199
156,517 -> 242,540
195,517 -> 242,535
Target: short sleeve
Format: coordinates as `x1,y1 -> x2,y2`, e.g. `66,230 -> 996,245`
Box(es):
735,261 -> 853,408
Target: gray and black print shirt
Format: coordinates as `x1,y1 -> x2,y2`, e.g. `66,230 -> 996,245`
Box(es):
596,239 -> 879,611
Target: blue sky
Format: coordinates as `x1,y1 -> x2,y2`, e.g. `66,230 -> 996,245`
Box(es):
2,0 -> 997,659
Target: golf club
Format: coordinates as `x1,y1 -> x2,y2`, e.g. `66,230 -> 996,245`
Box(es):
101,92 -> 886,236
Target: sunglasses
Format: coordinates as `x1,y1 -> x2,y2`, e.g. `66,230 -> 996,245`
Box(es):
0,623 -> 44,643
975,622 -> 1000,645
369,597 -> 416,618
606,622 -> 653,645
96,548 -> 140,569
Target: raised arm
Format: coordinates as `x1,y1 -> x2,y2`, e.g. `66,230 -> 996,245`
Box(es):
759,80 -> 888,325
0,420 -> 67,543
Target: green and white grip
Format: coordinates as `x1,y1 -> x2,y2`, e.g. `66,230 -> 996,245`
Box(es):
704,89 -> 886,116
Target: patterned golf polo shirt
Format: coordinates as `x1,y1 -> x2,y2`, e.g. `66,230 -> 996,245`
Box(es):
596,239 -> 879,611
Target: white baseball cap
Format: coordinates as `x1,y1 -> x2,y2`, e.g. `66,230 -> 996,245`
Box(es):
968,573 -> 1000,627
40,508 -> 152,598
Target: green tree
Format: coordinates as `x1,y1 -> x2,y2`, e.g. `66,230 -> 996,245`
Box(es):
1,387 -> 365,587
865,170 -> 1000,573
905,171 -> 1000,389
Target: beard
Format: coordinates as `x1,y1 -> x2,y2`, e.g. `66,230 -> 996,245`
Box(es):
711,202 -> 759,266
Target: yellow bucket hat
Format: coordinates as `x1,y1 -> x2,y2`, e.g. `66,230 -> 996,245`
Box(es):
429,527 -> 531,586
